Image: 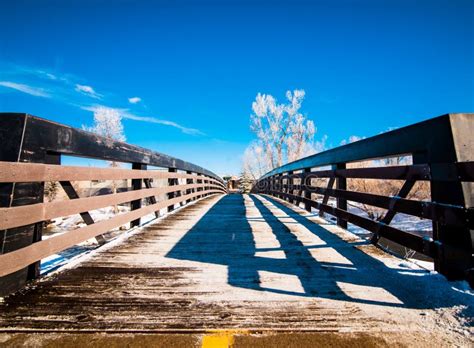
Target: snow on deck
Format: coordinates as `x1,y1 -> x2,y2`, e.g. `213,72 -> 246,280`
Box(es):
0,194 -> 472,345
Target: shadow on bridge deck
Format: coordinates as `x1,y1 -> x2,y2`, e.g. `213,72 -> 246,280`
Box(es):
167,194 -> 472,311
0,193 -> 472,343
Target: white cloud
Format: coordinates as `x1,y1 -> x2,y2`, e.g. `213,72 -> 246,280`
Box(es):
0,81 -> 50,98
34,70 -> 57,80
75,84 -> 102,99
81,105 -> 204,136
128,97 -> 141,104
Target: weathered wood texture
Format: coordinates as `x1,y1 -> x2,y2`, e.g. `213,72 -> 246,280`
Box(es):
0,113 -> 225,296
0,194 -> 471,346
0,162 -> 224,185
254,113 -> 474,283
0,114 -> 222,180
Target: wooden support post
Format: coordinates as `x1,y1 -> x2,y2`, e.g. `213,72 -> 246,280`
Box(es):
273,175 -> 277,197
278,174 -> 283,199
186,171 -> 193,203
304,168 -> 312,212
371,179 -> 416,244
0,115 -> 50,296
60,181 -> 106,245
319,177 -> 336,218
287,171 -> 294,204
143,178 -> 159,217
131,163 -> 146,227
424,115 -> 473,281
168,168 -> 177,212
336,163 -> 348,229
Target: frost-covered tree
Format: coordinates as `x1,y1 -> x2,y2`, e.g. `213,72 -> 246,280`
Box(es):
243,89 -> 318,179
239,171 -> 254,193
83,107 -> 126,214
84,106 -> 126,144
242,142 -> 270,180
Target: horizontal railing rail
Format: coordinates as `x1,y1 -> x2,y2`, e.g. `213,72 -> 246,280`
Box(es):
0,113 -> 226,296
253,113 -> 474,284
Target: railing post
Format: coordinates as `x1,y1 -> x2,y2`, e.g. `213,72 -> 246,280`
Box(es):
168,168 -> 177,212
335,163 -> 348,229
0,114 -> 54,296
186,171 -> 193,203
196,173 -> 202,200
277,174 -> 283,199
304,168 -> 312,212
131,163 -> 146,227
287,171 -> 294,204
273,175 -> 277,197
425,114 -> 473,281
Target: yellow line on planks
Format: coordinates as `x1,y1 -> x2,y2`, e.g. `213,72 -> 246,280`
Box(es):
201,330 -> 249,348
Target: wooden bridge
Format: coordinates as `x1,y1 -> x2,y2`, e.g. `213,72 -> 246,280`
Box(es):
0,113 -> 473,347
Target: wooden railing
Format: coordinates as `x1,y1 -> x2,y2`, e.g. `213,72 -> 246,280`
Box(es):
0,113 -> 226,296
253,113 -> 474,284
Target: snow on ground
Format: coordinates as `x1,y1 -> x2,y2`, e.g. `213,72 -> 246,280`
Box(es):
40,204 -> 168,274
42,195 -> 443,279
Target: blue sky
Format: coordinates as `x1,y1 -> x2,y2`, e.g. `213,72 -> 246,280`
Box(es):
0,0 -> 473,175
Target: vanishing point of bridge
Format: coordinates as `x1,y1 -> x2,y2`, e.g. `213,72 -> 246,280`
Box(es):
0,113 -> 473,346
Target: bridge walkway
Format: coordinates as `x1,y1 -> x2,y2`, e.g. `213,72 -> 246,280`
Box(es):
0,194 -> 472,346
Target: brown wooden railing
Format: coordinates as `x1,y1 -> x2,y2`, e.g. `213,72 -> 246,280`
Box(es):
252,113 -> 474,284
0,113 -> 226,296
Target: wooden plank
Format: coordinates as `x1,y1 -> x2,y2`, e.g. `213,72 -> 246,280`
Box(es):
0,189 -> 224,277
0,183 -> 222,230
0,162 -> 224,186
297,164 -> 430,181
285,183 -> 470,228
280,162 -> 474,182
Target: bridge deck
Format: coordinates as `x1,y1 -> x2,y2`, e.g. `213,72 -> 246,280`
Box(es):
1,194 -> 472,346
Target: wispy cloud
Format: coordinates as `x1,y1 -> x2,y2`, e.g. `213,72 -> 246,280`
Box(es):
0,81 -> 50,98
75,84 -> 102,99
82,105 -> 204,136
2,63 -> 204,137
122,112 -> 204,135
34,69 -> 58,81
128,97 -> 141,104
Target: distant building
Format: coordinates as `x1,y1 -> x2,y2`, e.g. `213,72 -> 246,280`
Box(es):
223,175 -> 240,193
